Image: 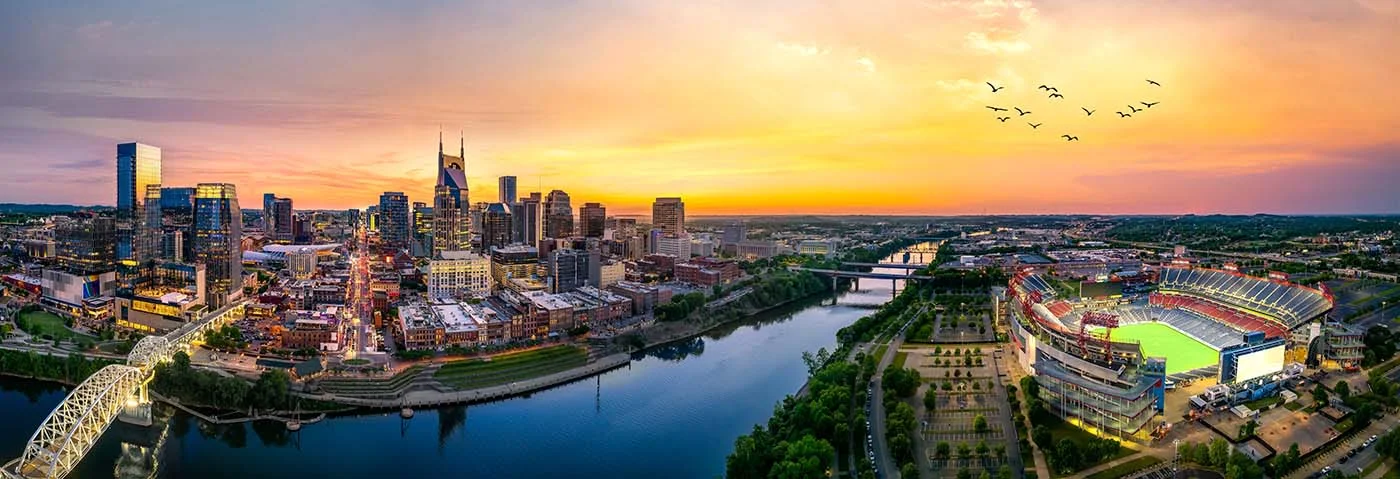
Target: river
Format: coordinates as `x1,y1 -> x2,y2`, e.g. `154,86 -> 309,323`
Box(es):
0,245 -> 934,479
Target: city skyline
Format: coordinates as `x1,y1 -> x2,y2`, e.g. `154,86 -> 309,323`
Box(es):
1,1 -> 1398,215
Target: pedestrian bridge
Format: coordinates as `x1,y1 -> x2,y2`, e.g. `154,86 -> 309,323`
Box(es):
3,300 -> 246,479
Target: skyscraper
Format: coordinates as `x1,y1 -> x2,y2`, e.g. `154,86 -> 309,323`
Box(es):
513,192 -> 543,248
580,202 -> 606,238
549,248 -> 598,293
498,176 -> 517,205
116,142 -> 161,264
480,203 -> 513,252
262,193 -> 275,229
378,191 -> 411,251
266,195 -> 294,244
193,183 -> 242,307
412,201 -> 433,238
543,190 -> 574,239
652,197 -> 685,235
433,133 -> 470,256
722,222 -> 747,245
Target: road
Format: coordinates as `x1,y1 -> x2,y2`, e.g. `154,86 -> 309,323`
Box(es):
869,306 -> 924,478
346,214 -> 373,359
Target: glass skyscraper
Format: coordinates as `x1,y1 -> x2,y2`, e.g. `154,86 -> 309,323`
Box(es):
116,142 -> 162,264
193,183 -> 242,307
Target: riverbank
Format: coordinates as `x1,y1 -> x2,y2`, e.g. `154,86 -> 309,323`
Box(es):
299,352 -> 632,408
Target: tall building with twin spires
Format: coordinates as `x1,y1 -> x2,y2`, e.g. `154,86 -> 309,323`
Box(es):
432,132 -> 470,257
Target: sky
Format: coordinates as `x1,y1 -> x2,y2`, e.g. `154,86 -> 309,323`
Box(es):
0,0 -> 1397,215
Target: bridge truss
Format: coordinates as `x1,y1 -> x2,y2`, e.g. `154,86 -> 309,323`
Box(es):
4,301 -> 246,479
15,365 -> 146,479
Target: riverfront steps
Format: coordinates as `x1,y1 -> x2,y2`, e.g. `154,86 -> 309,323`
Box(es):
301,353 -> 632,408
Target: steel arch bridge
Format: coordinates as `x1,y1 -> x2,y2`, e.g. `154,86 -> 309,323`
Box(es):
3,300 -> 246,479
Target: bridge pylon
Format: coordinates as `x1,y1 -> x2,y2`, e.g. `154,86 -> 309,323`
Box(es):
116,381 -> 152,427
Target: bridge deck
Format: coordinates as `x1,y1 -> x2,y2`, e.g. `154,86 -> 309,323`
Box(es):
795,267 -> 933,281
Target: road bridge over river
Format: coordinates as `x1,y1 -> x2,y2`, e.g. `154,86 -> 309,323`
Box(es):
2,300 -> 247,479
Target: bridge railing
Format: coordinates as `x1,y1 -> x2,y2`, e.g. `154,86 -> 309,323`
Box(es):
6,299 -> 247,479
15,365 -> 145,479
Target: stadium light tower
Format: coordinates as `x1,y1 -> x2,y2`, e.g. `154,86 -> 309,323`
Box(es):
1078,311 -> 1120,362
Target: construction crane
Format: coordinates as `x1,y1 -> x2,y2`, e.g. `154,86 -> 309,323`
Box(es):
1078,311 -> 1120,362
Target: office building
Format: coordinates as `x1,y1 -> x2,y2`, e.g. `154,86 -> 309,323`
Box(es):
513,192 -> 543,248
469,201 -> 487,236
114,261 -> 207,332
498,176 -> 517,205
676,257 -> 741,287
265,195 -> 294,244
655,232 -> 692,258
428,250 -> 492,299
544,190 -> 573,239
596,260 -> 625,288
378,191 -> 410,251
798,239 -> 838,257
55,215 -> 117,275
549,249 -> 598,293
287,247 -> 318,280
651,197 -> 685,235
160,187 -> 195,217
193,183 -> 242,307
490,245 -> 539,286
433,133 -> 470,257
722,222 -> 747,245
412,202 -> 433,238
481,203 -> 513,252
579,202 -> 606,238
262,193 -> 276,231
117,142 -> 162,264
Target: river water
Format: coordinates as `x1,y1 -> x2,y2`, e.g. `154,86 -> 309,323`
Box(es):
0,246 -> 934,479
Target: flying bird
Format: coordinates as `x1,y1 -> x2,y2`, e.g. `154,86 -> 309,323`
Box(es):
1081,107 -> 1095,116
1048,93 -> 1064,99
1146,79 -> 1161,86
997,117 -> 1010,122
1062,135 -> 1079,141
1028,123 -> 1042,129
1047,87 -> 1058,93
1015,107 -> 1032,116
1141,101 -> 1160,108
1116,111 -> 1131,118
1038,85 -> 1058,92
1128,104 -> 1141,113
986,82 -> 1005,92
986,106 -> 1008,112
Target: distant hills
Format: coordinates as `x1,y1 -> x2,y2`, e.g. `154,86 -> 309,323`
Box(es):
0,203 -> 113,214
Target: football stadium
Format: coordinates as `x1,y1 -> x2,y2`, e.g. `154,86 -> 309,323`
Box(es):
1006,264 -> 1349,442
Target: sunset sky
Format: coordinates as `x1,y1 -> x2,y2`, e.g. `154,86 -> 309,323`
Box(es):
1,1 -> 1397,215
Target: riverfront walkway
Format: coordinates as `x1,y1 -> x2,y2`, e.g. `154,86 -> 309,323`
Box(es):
302,353 -> 632,408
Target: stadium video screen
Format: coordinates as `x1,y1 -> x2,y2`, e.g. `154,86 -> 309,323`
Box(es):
1079,281 -> 1124,298
1234,344 -> 1286,383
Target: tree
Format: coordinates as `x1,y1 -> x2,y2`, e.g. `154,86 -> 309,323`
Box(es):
957,442 -> 972,460
1333,380 -> 1350,400
974,414 -> 989,433
976,439 -> 990,458
1209,438 -> 1230,468
901,463 -> 919,478
998,465 -> 1012,479
1031,425 -> 1051,448
936,441 -> 952,459
979,469 -> 992,479
768,435 -> 836,479
1312,384 -> 1329,405
956,468 -> 972,479
924,388 -> 938,411
995,444 -> 1007,461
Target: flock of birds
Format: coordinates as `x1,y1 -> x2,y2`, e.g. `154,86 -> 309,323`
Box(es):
983,79 -> 1163,141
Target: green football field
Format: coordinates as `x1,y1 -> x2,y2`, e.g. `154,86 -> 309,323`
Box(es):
1093,322 -> 1218,374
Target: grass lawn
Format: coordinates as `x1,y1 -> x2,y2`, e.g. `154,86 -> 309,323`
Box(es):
872,345 -> 889,363
893,351 -> 908,369
1085,456 -> 1163,479
433,345 -> 589,390
1283,401 -> 1303,411
1092,322 -> 1217,374
17,310 -> 91,341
